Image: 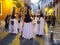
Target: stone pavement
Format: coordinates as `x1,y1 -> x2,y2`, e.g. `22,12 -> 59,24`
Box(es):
0,20 -> 60,45
48,22 -> 60,45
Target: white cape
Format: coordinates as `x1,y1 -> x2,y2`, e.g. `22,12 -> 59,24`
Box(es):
39,17 -> 45,35
22,22 -> 34,39
35,17 -> 40,35
9,19 -> 18,34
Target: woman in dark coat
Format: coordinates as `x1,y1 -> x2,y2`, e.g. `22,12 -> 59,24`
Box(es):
51,15 -> 56,26
46,16 -> 51,28
5,15 -> 9,29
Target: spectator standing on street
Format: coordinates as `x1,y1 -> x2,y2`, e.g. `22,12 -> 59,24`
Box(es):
5,15 -> 10,29
51,15 -> 56,29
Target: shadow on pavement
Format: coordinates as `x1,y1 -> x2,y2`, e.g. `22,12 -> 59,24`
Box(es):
0,33 -> 17,45
50,42 -> 60,45
20,37 -> 40,45
41,36 -> 60,45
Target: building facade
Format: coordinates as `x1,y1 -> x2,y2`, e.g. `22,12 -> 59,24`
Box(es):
0,0 -> 25,20
53,0 -> 60,23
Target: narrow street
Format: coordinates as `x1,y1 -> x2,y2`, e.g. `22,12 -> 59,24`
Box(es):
0,21 -> 60,45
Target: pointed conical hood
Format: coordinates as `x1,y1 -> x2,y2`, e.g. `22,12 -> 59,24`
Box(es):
24,9 -> 32,23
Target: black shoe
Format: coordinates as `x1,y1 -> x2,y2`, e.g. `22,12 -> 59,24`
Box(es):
39,35 -> 43,37
29,38 -> 33,40
36,34 -> 39,36
20,35 -> 22,38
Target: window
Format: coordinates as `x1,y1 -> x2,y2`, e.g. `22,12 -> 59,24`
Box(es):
12,0 -> 17,3
0,1 -> 2,15
54,0 -> 58,4
55,0 -> 58,4
13,0 -> 17,1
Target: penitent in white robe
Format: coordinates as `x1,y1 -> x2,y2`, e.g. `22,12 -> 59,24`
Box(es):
17,18 -> 21,32
35,17 -> 40,35
39,17 -> 45,35
22,22 -> 34,39
9,18 -> 18,34
18,18 -> 23,34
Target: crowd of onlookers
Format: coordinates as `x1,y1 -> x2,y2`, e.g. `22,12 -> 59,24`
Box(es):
45,15 -> 56,28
